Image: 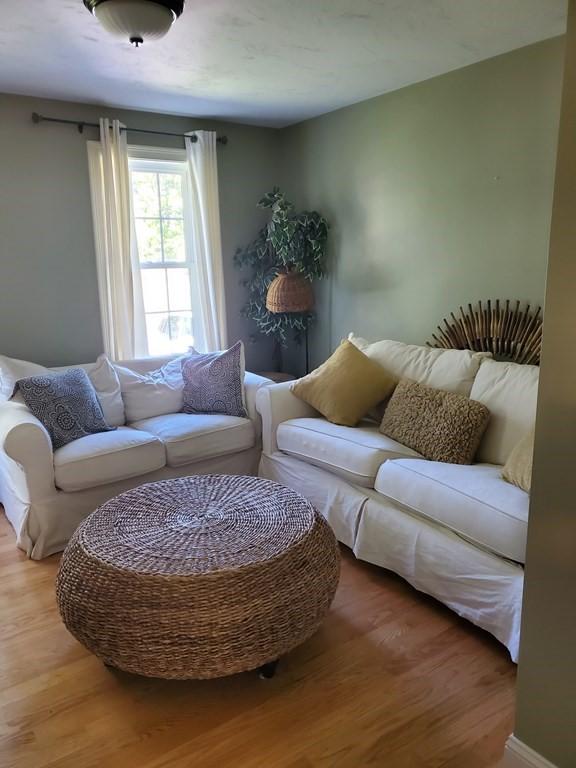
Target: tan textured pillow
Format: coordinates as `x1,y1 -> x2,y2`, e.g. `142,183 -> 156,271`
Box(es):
291,340 -> 397,427
502,430 -> 534,493
380,379 -> 490,464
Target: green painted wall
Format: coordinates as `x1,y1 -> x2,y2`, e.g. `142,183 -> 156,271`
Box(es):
0,39 -> 565,373
0,94 -> 281,369
279,38 -> 564,373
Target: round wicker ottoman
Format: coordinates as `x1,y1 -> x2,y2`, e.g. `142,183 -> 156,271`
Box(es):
56,475 -> 340,680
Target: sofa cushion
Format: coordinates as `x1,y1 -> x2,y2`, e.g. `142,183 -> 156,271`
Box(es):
130,413 -> 255,468
181,342 -> 247,418
53,356 -> 125,427
469,359 -> 539,466
349,334 -> 488,396
502,429 -> 534,493
291,341 -> 397,427
380,379 -> 490,464
2,354 -> 125,427
54,427 -> 165,492
277,417 -> 422,488
374,458 -> 529,562
17,368 -> 115,449
114,357 -> 185,422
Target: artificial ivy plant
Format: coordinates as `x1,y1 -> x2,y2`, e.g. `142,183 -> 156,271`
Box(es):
234,189 -> 328,345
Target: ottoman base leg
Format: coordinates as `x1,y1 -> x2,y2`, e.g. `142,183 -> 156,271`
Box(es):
258,660 -> 279,680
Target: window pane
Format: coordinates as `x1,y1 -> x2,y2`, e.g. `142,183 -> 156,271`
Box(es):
159,173 -> 183,217
167,268 -> 192,311
145,313 -> 170,356
162,219 -> 186,262
141,269 -> 168,313
168,312 -> 194,349
145,311 -> 193,356
132,172 -> 159,218
135,219 -> 162,263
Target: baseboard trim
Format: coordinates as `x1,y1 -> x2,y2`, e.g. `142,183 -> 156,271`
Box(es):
499,736 -> 558,768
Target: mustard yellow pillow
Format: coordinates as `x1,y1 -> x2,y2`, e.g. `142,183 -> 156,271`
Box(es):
291,340 -> 397,427
502,429 -> 534,493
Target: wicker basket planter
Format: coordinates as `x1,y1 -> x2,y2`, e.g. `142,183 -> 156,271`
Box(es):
56,475 -> 340,680
266,271 -> 314,313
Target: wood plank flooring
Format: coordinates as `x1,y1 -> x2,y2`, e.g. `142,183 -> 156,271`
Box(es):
0,514 -> 515,768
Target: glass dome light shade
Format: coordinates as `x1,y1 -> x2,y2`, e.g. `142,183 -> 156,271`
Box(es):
93,0 -> 177,43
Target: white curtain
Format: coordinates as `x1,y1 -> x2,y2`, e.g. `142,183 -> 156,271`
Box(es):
87,119 -> 147,360
185,131 -> 228,352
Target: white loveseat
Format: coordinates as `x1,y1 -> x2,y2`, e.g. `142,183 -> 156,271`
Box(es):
0,354 -> 271,560
257,336 -> 539,661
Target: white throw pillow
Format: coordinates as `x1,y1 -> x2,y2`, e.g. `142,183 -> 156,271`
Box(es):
0,356 -> 45,400
348,334 -> 489,397
114,357 -> 185,422
0,353 -> 125,427
54,357 -> 125,428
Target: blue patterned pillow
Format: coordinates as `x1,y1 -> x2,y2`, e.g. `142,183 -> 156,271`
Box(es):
181,342 -> 246,417
17,368 -> 115,449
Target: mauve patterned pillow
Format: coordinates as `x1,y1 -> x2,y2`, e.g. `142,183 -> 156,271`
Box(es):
17,368 -> 115,449
181,342 -> 246,417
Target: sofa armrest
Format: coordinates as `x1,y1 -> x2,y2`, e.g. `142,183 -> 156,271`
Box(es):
255,381 -> 319,455
244,372 -> 275,437
0,402 -> 55,501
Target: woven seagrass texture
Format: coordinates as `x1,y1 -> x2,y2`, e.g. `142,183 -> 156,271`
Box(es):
266,271 -> 314,313
56,475 -> 340,680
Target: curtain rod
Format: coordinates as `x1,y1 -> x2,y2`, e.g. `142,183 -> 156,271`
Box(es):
31,112 -> 228,145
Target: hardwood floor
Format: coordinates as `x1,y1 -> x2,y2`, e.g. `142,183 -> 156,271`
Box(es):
0,514 -> 515,768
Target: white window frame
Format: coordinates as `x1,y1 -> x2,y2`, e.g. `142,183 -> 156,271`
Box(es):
128,145 -> 200,355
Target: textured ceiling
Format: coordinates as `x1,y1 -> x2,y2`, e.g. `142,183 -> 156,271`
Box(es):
0,0 -> 567,126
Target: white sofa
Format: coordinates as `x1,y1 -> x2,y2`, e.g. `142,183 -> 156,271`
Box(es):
0,354 -> 271,560
257,336 -> 540,662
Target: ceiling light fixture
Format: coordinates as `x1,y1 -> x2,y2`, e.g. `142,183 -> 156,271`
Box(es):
83,0 -> 185,47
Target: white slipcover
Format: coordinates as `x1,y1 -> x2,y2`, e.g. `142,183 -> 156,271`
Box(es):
259,452 -> 367,548
130,413 -> 255,467
0,363 -> 272,559
259,450 -> 524,662
470,358 -> 539,466
54,427 -> 165,492
277,418 -> 421,487
348,334 -> 488,396
114,358 -> 186,422
375,459 -> 529,563
355,496 -> 524,662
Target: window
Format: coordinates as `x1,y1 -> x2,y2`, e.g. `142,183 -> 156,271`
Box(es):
129,151 -> 197,356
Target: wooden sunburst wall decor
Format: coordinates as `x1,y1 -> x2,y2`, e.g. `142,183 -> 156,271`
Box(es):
427,300 -> 542,365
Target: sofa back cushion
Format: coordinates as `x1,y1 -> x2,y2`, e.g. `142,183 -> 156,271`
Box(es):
114,357 -> 185,422
470,359 -> 539,466
0,354 -> 125,427
115,355 -> 178,375
54,357 -> 125,427
348,334 -> 488,396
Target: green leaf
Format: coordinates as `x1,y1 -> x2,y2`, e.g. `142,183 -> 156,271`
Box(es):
233,188 -> 328,344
